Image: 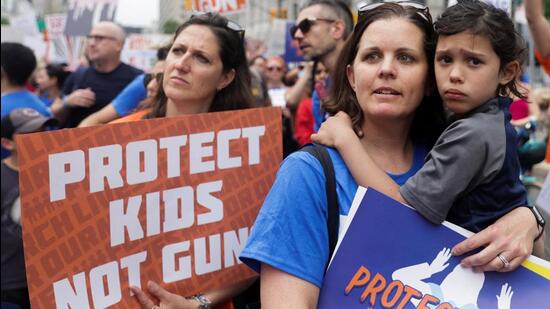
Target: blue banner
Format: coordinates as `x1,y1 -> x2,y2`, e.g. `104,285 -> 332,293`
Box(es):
319,189 -> 550,308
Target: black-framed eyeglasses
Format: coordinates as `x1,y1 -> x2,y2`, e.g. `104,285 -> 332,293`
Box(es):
357,1 -> 432,24
290,17 -> 336,39
86,34 -> 117,42
190,12 -> 246,41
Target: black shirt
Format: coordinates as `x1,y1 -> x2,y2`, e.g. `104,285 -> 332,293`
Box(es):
62,62 -> 142,127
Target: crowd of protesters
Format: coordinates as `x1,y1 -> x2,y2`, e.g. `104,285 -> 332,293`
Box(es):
1,0 -> 549,308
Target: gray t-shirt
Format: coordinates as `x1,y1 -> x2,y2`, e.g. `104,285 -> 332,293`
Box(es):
401,97 -> 527,232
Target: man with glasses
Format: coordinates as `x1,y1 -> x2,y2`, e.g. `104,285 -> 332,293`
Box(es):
78,46 -> 170,127
265,56 -> 288,107
51,21 -> 142,128
291,0 -> 353,132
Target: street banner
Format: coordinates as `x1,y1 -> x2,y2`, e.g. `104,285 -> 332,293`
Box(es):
319,188 -> 550,309
18,107 -> 282,308
192,0 -> 248,14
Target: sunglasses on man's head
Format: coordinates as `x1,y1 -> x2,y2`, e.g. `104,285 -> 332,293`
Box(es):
290,17 -> 336,39
357,1 -> 432,23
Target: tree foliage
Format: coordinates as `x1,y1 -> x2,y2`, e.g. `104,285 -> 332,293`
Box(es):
162,19 -> 179,34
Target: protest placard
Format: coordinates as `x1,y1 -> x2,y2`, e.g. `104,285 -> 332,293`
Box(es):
191,0 -> 248,14
18,107 -> 282,308
319,188 -> 550,309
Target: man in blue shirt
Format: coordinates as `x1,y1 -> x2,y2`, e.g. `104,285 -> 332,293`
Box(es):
1,42 -> 51,158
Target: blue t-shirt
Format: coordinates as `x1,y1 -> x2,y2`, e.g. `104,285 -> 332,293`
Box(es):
39,94 -> 53,107
240,145 -> 427,288
112,74 -> 147,116
1,90 -> 51,158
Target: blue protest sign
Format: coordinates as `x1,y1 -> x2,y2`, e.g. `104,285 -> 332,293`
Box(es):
319,189 -> 550,308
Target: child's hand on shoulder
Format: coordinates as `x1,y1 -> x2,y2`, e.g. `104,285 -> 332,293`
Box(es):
311,111 -> 357,149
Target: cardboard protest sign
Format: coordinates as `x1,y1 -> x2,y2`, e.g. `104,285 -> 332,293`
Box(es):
319,188 -> 550,309
18,107 -> 282,308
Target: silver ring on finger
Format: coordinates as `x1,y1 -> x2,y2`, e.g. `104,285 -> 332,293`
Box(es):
497,253 -> 510,268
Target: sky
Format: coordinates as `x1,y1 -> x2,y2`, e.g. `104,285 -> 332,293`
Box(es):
115,0 -> 159,28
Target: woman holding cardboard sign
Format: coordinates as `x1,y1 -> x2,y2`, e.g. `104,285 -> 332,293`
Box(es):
124,12 -> 255,309
240,2 -> 541,308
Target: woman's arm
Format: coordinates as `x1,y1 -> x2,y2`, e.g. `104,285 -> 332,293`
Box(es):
451,206 -> 540,272
78,104 -> 119,127
131,277 -> 256,309
261,264 -> 319,309
311,112 -> 405,203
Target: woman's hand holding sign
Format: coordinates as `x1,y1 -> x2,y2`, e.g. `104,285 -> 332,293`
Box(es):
131,281 -> 198,309
452,207 -> 539,272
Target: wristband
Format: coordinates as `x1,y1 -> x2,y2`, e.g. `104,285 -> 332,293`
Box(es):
187,293 -> 211,309
530,206 -> 545,242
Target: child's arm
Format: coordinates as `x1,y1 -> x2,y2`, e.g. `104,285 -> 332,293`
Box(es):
311,112 -> 406,204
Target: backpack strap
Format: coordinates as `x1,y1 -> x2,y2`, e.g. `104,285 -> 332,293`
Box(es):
300,144 -> 339,272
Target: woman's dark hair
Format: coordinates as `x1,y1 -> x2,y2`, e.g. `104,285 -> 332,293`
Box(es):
147,13 -> 253,118
45,63 -> 70,89
325,3 -> 445,147
434,0 -> 527,99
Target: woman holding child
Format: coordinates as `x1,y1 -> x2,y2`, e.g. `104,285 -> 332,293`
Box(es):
240,1 -> 543,307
